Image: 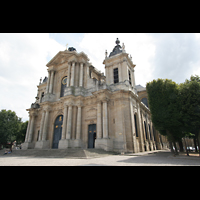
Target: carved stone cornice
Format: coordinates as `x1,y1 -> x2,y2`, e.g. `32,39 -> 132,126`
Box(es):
76,97 -> 84,107
101,97 -> 109,103
30,112 -> 37,117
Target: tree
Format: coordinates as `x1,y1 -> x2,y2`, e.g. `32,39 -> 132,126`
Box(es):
146,79 -> 184,155
16,121 -> 28,144
0,109 -> 21,149
179,75 -> 200,156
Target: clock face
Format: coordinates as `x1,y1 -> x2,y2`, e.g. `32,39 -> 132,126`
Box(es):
62,77 -> 67,85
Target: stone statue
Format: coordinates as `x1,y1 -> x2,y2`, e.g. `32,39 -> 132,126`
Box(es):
122,43 -> 125,50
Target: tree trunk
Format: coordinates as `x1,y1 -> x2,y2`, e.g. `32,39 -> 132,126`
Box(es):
169,140 -> 174,154
166,130 -> 176,156
167,131 -> 174,155
178,139 -> 184,152
183,137 -> 189,156
194,136 -> 198,153
10,142 -> 12,153
174,141 -> 179,155
196,131 -> 200,157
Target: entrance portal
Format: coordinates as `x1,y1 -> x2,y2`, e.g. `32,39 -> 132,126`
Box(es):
52,115 -> 63,149
88,124 -> 96,148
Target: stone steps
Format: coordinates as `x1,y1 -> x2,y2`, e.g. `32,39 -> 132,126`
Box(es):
83,149 -> 119,158
6,148 -> 118,158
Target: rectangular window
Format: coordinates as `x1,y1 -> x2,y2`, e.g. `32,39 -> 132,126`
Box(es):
113,68 -> 119,83
128,70 -> 132,85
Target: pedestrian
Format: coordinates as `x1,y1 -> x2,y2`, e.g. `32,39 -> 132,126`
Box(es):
4,150 -> 8,155
10,142 -> 12,153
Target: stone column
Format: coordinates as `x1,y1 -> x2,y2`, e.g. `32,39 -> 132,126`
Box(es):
28,114 -> 35,143
49,70 -> 55,94
103,100 -> 108,138
46,71 -> 51,93
38,110 -> 45,141
67,62 -> 71,87
76,106 -> 82,139
86,65 -> 89,77
42,109 -> 49,141
79,62 -> 83,87
119,63 -> 123,82
97,101 -> 102,139
131,69 -> 135,88
61,105 -> 68,140
25,115 -> 31,142
70,62 -> 75,86
66,105 -> 72,139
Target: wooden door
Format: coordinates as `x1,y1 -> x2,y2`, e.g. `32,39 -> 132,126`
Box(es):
88,124 -> 96,148
52,115 -> 63,149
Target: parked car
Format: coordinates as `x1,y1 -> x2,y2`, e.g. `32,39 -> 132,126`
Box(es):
187,147 -> 196,152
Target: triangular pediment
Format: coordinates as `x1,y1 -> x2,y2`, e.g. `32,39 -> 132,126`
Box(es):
46,50 -> 90,67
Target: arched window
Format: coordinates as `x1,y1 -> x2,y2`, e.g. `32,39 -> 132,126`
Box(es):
141,98 -> 148,107
148,124 -> 152,140
134,114 -> 138,137
144,121 -> 148,139
60,76 -> 67,97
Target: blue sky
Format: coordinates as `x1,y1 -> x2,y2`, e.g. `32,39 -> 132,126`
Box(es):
1,33 -> 200,121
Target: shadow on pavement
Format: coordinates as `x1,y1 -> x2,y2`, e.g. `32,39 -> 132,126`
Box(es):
117,152 -> 200,166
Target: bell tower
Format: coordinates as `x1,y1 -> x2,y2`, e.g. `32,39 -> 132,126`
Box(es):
103,38 -> 136,93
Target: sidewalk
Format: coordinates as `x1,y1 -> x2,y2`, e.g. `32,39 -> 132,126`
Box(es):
125,149 -> 170,156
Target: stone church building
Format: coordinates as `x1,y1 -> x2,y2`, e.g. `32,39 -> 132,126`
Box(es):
22,38 -> 168,153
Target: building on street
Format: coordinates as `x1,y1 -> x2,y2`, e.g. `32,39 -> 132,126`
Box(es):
22,38 -> 168,153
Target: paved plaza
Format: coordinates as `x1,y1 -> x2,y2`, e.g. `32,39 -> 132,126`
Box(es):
0,150 -> 200,166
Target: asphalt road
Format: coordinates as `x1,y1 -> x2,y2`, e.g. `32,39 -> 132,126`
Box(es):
1,150 -> 200,166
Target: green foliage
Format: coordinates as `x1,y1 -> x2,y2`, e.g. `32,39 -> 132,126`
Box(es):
146,79 -> 182,140
146,75 -> 200,147
0,109 -> 27,147
179,75 -> 200,135
16,121 -> 28,144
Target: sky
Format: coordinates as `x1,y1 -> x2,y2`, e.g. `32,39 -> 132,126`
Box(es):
1,33 -> 200,122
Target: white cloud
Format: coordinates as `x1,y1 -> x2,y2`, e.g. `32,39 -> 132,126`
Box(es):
0,33 -> 64,121
150,33 -> 200,84
79,33 -> 200,86
2,33 -> 200,122
79,33 -> 156,86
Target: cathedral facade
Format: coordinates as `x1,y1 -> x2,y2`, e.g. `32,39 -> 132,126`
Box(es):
22,38 -> 168,153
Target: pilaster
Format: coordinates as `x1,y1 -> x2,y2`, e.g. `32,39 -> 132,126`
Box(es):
49,70 -> 55,94
70,61 -> 75,86
79,62 -> 84,87
25,114 -> 31,142
28,113 -> 36,143
67,62 -> 71,87
102,99 -> 108,139
61,104 -> 68,140
46,71 -> 51,93
76,105 -> 82,140
38,110 -> 45,141
42,109 -> 50,141
66,104 -> 73,139
97,100 -> 102,139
